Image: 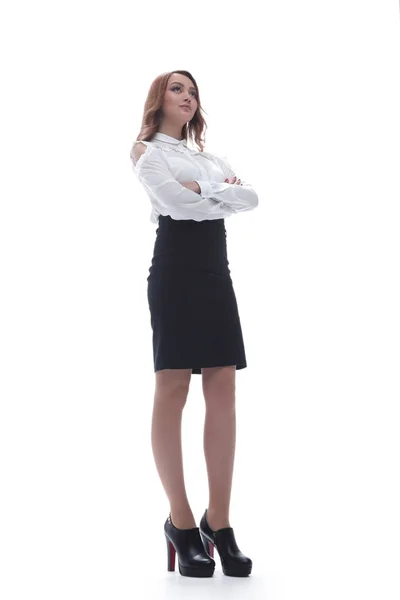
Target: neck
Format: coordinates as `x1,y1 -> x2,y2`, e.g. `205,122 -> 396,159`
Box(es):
157,122 -> 185,141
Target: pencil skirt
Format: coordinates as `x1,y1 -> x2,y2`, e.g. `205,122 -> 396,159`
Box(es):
147,215 -> 247,375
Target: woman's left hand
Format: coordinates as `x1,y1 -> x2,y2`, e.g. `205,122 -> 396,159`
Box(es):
225,177 -> 242,185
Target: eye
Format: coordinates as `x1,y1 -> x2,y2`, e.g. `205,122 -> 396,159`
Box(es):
172,85 -> 197,98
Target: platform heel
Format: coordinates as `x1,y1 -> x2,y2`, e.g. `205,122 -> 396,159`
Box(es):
199,509 -> 252,577
164,513 -> 215,577
165,533 -> 176,571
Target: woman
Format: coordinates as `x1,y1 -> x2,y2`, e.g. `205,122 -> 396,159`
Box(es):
130,70 -> 258,578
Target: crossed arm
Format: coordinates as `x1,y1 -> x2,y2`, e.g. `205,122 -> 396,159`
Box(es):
182,177 -> 242,194
131,141 -> 256,220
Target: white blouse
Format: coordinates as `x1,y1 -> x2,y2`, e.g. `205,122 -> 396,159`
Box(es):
130,132 -> 259,224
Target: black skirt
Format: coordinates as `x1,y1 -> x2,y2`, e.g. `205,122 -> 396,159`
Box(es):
147,215 -> 247,375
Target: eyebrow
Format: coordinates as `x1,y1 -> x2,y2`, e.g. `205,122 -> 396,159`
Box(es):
171,81 -> 196,91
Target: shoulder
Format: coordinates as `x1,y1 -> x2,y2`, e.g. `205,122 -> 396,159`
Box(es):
131,140 -> 153,164
210,153 -> 236,178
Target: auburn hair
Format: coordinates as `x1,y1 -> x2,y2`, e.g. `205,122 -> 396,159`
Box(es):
130,70 -> 208,158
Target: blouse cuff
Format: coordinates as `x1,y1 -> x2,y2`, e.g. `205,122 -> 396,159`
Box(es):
194,180 -> 213,199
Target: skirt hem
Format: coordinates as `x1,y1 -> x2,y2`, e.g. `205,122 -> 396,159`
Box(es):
154,362 -> 247,375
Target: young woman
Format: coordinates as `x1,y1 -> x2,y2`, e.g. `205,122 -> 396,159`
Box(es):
130,70 -> 258,578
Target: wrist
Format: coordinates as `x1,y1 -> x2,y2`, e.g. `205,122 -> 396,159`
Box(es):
182,181 -> 201,194
193,180 -> 213,198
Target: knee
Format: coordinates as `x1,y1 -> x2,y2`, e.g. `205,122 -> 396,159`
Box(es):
204,388 -> 236,410
202,367 -> 236,409
155,370 -> 191,408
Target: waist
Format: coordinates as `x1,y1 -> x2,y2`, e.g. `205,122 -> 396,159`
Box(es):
150,215 -> 230,273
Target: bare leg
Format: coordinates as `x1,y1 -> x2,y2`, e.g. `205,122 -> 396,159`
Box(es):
202,365 -> 236,531
151,368 -> 196,529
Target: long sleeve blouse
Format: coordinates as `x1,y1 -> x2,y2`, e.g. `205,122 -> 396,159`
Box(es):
130,132 -> 258,224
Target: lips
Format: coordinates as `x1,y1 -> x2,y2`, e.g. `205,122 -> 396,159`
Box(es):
180,105 -> 191,111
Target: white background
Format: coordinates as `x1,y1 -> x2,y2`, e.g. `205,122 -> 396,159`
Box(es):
1,1 -> 400,599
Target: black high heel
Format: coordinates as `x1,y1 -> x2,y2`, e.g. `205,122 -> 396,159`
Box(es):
199,509 -> 253,577
164,513 -> 215,577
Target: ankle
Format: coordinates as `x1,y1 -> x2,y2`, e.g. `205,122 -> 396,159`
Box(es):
206,508 -> 231,531
170,507 -> 196,530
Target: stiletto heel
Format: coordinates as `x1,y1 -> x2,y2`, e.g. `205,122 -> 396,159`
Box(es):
164,513 -> 215,577
199,509 -> 253,577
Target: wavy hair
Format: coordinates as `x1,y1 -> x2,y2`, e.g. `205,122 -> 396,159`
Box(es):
130,70 -> 208,158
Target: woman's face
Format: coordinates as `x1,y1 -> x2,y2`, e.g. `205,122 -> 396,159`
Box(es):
162,73 -> 198,124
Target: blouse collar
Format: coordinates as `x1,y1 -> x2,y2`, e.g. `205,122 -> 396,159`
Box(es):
152,132 -> 188,147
